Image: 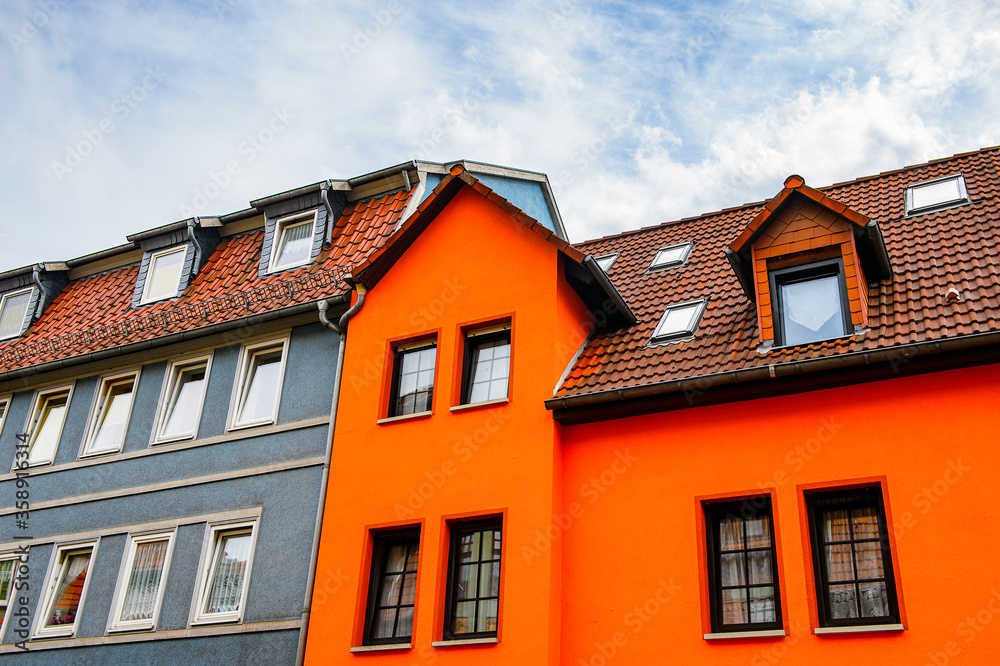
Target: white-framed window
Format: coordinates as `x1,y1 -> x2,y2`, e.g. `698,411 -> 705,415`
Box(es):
81,370 -> 139,457
593,253 -> 619,272
33,540 -> 99,639
650,299 -> 707,344
141,246 -> 187,304
0,287 -> 33,341
904,174 -> 969,216
152,354 -> 212,444
649,242 -> 694,271
0,554 -> 20,638
228,336 -> 288,430
268,211 -> 317,272
0,394 -> 10,440
108,531 -> 175,633
20,384 -> 74,468
191,520 -> 258,625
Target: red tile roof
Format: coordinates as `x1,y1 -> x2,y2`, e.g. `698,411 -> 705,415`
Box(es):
0,188 -> 412,373
555,147 -> 1000,400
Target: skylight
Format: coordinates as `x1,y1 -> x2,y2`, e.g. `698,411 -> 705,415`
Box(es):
594,253 -> 619,272
0,288 -> 33,340
142,247 -> 187,304
649,242 -> 693,271
650,299 -> 706,343
905,175 -> 969,215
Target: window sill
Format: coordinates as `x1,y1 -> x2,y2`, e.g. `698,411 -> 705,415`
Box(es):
376,411 -> 432,425
431,637 -> 498,647
226,418 -> 277,433
814,623 -> 904,635
350,643 -> 411,652
449,398 -> 509,413
704,629 -> 786,640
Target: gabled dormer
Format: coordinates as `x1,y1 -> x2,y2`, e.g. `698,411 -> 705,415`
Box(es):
251,182 -> 348,277
0,264 -> 69,341
129,218 -> 222,308
725,175 -> 892,349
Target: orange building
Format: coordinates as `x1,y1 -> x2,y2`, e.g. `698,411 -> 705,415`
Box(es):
305,148 -> 1000,664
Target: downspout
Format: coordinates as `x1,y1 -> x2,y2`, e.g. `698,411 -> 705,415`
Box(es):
321,180 -> 336,249
30,265 -> 47,325
187,218 -> 204,277
296,282 -> 367,665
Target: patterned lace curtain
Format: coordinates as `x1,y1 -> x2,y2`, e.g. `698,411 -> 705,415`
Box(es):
204,533 -> 251,614
119,540 -> 168,622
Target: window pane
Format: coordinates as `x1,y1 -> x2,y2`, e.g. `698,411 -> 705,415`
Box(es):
0,559 -> 14,602
238,349 -> 282,424
394,346 -> 435,416
745,515 -> 771,548
828,584 -> 858,619
720,553 -> 746,587
28,394 -> 69,465
204,532 -> 251,614
477,598 -> 499,633
824,544 -> 855,582
119,539 -> 168,622
719,517 -> 743,551
854,541 -> 884,580
822,509 -> 851,542
273,219 -> 313,268
749,586 -> 777,623
0,291 -> 31,339
911,178 -> 962,210
468,336 -> 510,404
161,365 -> 206,439
453,601 -> 475,634
721,588 -> 748,625
368,535 -> 418,643
652,245 -> 688,267
851,506 -> 881,539
89,378 -> 135,453
653,303 -> 700,339
145,249 -> 185,302
44,550 -> 91,628
859,582 -> 889,618
748,551 -> 773,585
780,275 -> 846,345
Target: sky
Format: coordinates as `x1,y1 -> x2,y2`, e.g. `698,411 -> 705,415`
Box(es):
1,0 -> 998,270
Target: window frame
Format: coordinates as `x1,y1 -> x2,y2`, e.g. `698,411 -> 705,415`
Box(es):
460,324 -> 512,406
17,383 -> 75,469
363,527 -> 421,646
387,339 -> 438,418
0,287 -> 34,341
649,298 -> 707,344
80,369 -> 141,458
268,210 -> 318,273
0,394 -> 10,441
704,497 -> 783,633
769,258 -> 852,348
140,246 -> 188,304
151,353 -> 213,445
443,517 -> 503,641
805,485 -> 901,628
107,530 -> 176,633
648,242 -> 694,272
32,539 -> 99,639
227,336 -> 289,431
904,174 -> 969,216
593,253 -> 619,272
0,552 -> 21,640
190,520 -> 259,626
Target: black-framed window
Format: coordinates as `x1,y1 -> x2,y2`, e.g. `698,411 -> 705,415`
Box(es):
364,529 -> 419,645
904,174 -> 969,216
388,341 -> 436,417
444,518 -> 502,640
704,498 -> 782,632
769,259 -> 852,347
461,326 -> 511,405
806,486 -> 900,627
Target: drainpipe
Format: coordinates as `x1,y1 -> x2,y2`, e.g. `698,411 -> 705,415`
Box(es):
187,218 -> 204,277
296,282 -> 367,665
321,180 -> 336,249
30,265 -> 47,323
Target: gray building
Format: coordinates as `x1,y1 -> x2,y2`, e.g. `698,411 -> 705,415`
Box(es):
0,160 -> 566,663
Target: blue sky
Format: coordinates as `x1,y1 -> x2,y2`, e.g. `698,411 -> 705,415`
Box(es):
1,0 -> 997,269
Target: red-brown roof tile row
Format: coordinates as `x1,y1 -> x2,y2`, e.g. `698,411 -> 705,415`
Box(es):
0,188 -> 412,373
557,147 -> 1000,398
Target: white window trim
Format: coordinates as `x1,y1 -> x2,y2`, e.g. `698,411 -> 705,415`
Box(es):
268,210 -> 318,273
649,299 -> 707,344
0,551 -> 22,639
0,287 -> 34,341
227,335 -> 289,431
904,174 -> 969,216
593,253 -> 619,272
0,394 -> 11,440
32,539 -> 100,639
140,246 -> 187,305
79,368 -> 141,459
648,242 -> 694,272
151,353 -> 213,445
107,530 -> 176,633
16,383 -> 75,469
189,519 -> 259,626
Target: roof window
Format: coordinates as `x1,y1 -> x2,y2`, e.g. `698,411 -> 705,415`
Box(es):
141,246 -> 187,304
594,253 -> 619,272
0,288 -> 33,340
650,299 -> 706,344
649,242 -> 693,271
269,211 -> 318,273
905,175 -> 969,216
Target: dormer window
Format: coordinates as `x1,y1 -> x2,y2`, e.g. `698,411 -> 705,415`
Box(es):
594,253 -> 619,272
650,299 -> 706,344
649,242 -> 693,271
269,211 -> 318,273
0,288 -> 33,340
769,260 -> 851,347
905,174 -> 969,216
141,246 -> 187,304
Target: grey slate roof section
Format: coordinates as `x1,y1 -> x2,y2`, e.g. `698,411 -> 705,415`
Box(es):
256,189 -> 347,278
0,266 -> 69,338
129,224 -> 221,309
131,242 -> 194,309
